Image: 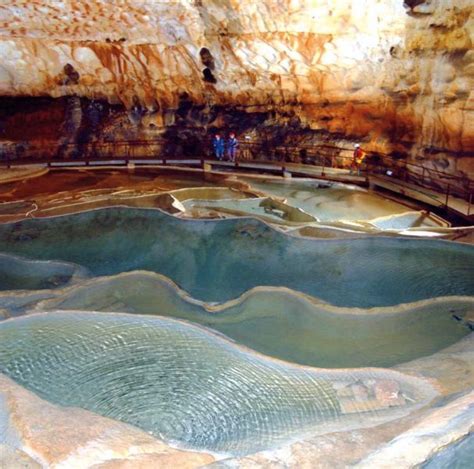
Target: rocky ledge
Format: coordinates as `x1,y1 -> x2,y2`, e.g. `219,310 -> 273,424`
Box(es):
0,374 -> 215,468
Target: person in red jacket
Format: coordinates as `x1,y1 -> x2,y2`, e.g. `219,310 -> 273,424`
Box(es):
351,143 -> 365,175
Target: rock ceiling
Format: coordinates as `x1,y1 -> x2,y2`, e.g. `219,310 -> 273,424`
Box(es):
0,1 -> 472,171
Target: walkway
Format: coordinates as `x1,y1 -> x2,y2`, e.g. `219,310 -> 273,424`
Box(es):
207,160 -> 473,220
370,175 -> 473,219
1,158 -> 472,222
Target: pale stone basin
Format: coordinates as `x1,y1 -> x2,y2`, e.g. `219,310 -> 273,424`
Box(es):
236,177 -> 449,229
0,208 -> 472,308
0,311 -> 437,457
0,196 -> 471,467
16,271 -> 472,369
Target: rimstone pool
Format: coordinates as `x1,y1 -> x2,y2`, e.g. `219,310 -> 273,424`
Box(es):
0,172 -> 473,465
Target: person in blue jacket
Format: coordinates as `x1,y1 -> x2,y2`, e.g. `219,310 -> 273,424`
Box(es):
227,132 -> 239,162
212,133 -> 225,160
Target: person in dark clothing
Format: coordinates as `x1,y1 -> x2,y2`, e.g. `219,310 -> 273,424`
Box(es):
212,133 -> 225,160
227,132 -> 239,162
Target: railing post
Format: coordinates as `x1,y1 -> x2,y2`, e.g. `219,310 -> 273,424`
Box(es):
444,183 -> 450,208
321,156 -> 325,177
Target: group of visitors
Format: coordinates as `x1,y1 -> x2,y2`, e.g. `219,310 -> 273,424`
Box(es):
211,133 -> 365,174
212,133 -> 239,162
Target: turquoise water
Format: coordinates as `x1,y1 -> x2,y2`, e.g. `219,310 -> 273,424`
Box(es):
44,272 -> 473,368
0,253 -> 86,291
422,433 -> 474,469
0,312 -> 433,456
0,208 -> 472,307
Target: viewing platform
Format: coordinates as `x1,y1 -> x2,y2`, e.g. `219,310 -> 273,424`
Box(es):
1,156 -> 472,223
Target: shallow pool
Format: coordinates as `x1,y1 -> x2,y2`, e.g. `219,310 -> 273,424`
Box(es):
0,312 -> 435,456
0,208 -> 471,308
240,178 -> 421,222
41,272 -> 474,368
422,433 -> 474,469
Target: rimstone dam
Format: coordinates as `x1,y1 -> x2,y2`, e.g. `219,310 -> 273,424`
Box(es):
0,1 -> 473,468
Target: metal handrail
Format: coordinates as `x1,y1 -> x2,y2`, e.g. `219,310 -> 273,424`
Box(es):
1,138 -> 467,184
0,139 -> 472,213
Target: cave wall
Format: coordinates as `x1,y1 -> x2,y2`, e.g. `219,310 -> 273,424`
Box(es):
0,0 -> 472,178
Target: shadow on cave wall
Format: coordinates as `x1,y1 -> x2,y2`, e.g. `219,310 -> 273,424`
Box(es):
5,92 -> 469,178
0,95 -> 389,163
1,94 -> 471,202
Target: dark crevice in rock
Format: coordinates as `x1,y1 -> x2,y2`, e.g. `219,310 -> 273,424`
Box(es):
403,0 -> 426,11
199,47 -> 215,70
57,96 -> 83,158
389,46 -> 401,58
202,67 -> 217,84
61,64 -> 80,86
176,92 -> 194,119
0,96 -> 471,194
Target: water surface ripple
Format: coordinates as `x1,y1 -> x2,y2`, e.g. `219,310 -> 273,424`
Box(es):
0,312 -> 435,456
38,272 -> 474,368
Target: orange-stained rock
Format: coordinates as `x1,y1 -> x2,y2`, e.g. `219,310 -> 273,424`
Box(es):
0,0 -> 472,172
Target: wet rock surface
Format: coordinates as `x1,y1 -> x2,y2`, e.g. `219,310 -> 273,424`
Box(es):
0,312 -> 437,457
0,3 -> 472,464
0,374 -> 215,468
0,196 -> 470,466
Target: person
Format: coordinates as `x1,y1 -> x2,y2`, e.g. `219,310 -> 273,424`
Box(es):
241,135 -> 252,160
351,143 -> 365,176
212,133 -> 225,160
226,132 -> 239,162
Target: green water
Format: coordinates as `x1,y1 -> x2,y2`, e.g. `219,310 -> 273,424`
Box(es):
0,253 -> 86,291
0,208 -> 472,308
0,312 -> 433,456
44,272 -> 473,368
422,433 -> 474,469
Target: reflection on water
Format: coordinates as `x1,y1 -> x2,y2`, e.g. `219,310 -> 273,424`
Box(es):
0,172 -> 471,461
0,169 -> 449,232
0,208 -> 472,307
0,312 -> 435,456
0,169 -> 217,202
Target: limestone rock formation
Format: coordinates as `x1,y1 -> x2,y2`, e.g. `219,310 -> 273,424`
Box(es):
0,373 -> 215,468
0,1 -> 472,177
